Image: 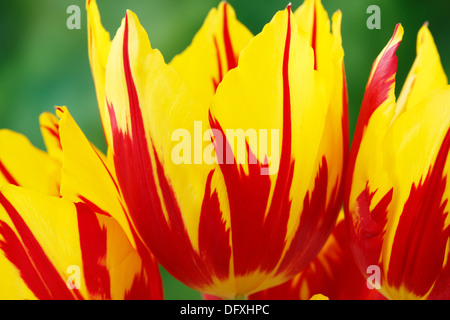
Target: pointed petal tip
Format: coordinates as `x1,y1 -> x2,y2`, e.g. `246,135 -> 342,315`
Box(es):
381,23 -> 403,55
123,9 -> 140,27
55,106 -> 68,118
86,0 -> 95,10
332,9 -> 343,24
393,23 -> 404,39
418,22 -> 432,41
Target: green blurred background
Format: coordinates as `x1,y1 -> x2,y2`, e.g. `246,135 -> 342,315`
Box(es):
0,0 -> 448,299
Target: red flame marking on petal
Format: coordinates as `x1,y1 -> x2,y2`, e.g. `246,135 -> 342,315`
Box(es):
388,128 -> 450,296
0,192 -> 82,299
223,2 -> 237,71
345,25 -> 401,219
76,202 -> 111,299
0,161 -> 19,186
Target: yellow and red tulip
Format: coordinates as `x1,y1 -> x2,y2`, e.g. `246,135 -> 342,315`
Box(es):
85,0 -> 348,299
344,23 -> 450,299
0,5 -> 166,295
0,108 -> 163,299
1,0 -> 351,300
0,183 -> 158,299
1,0 -> 449,301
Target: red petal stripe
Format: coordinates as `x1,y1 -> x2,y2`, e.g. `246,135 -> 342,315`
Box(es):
0,192 -> 82,299
311,1 -> 317,70
212,36 -> 223,92
212,3 -> 237,92
351,183 -> 393,274
124,269 -> 152,300
223,2 -> 237,71
41,123 -> 62,151
209,116 -> 272,275
198,171 -> 231,280
76,202 -> 111,299
276,157 -> 339,278
0,161 -> 19,186
387,128 -> 450,296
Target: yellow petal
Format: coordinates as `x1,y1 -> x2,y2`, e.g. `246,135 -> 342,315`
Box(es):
380,86 -> 450,299
294,0 -> 336,72
170,2 -> 252,104
57,106 -> 135,249
294,0 -> 348,208
87,0 -> 112,146
0,184 -> 85,299
0,184 -> 157,299
0,129 -> 60,196
39,111 -> 63,162
384,86 -> 450,209
396,24 -> 448,115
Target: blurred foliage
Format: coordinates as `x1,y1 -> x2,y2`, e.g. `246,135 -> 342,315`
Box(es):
0,0 -> 448,300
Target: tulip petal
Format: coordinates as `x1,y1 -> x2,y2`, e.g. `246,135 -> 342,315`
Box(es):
209,5 -> 337,294
387,129 -> 449,297
381,86 -> 450,299
294,0 -> 336,72
345,25 -> 404,279
170,2 -> 253,101
0,184 -> 154,299
348,24 -> 403,166
39,111 -> 63,162
0,130 -> 60,196
57,106 -> 163,299
346,23 -> 450,299
346,23 -> 403,216
295,0 -> 348,217
396,24 -> 448,114
104,9 -> 230,294
87,0 -> 112,145
57,106 -> 132,246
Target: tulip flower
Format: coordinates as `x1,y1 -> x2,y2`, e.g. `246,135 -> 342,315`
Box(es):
0,183 -> 156,299
84,0 -> 348,299
0,110 -> 163,299
248,211 -> 386,300
345,23 -> 450,299
0,4 -> 166,295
